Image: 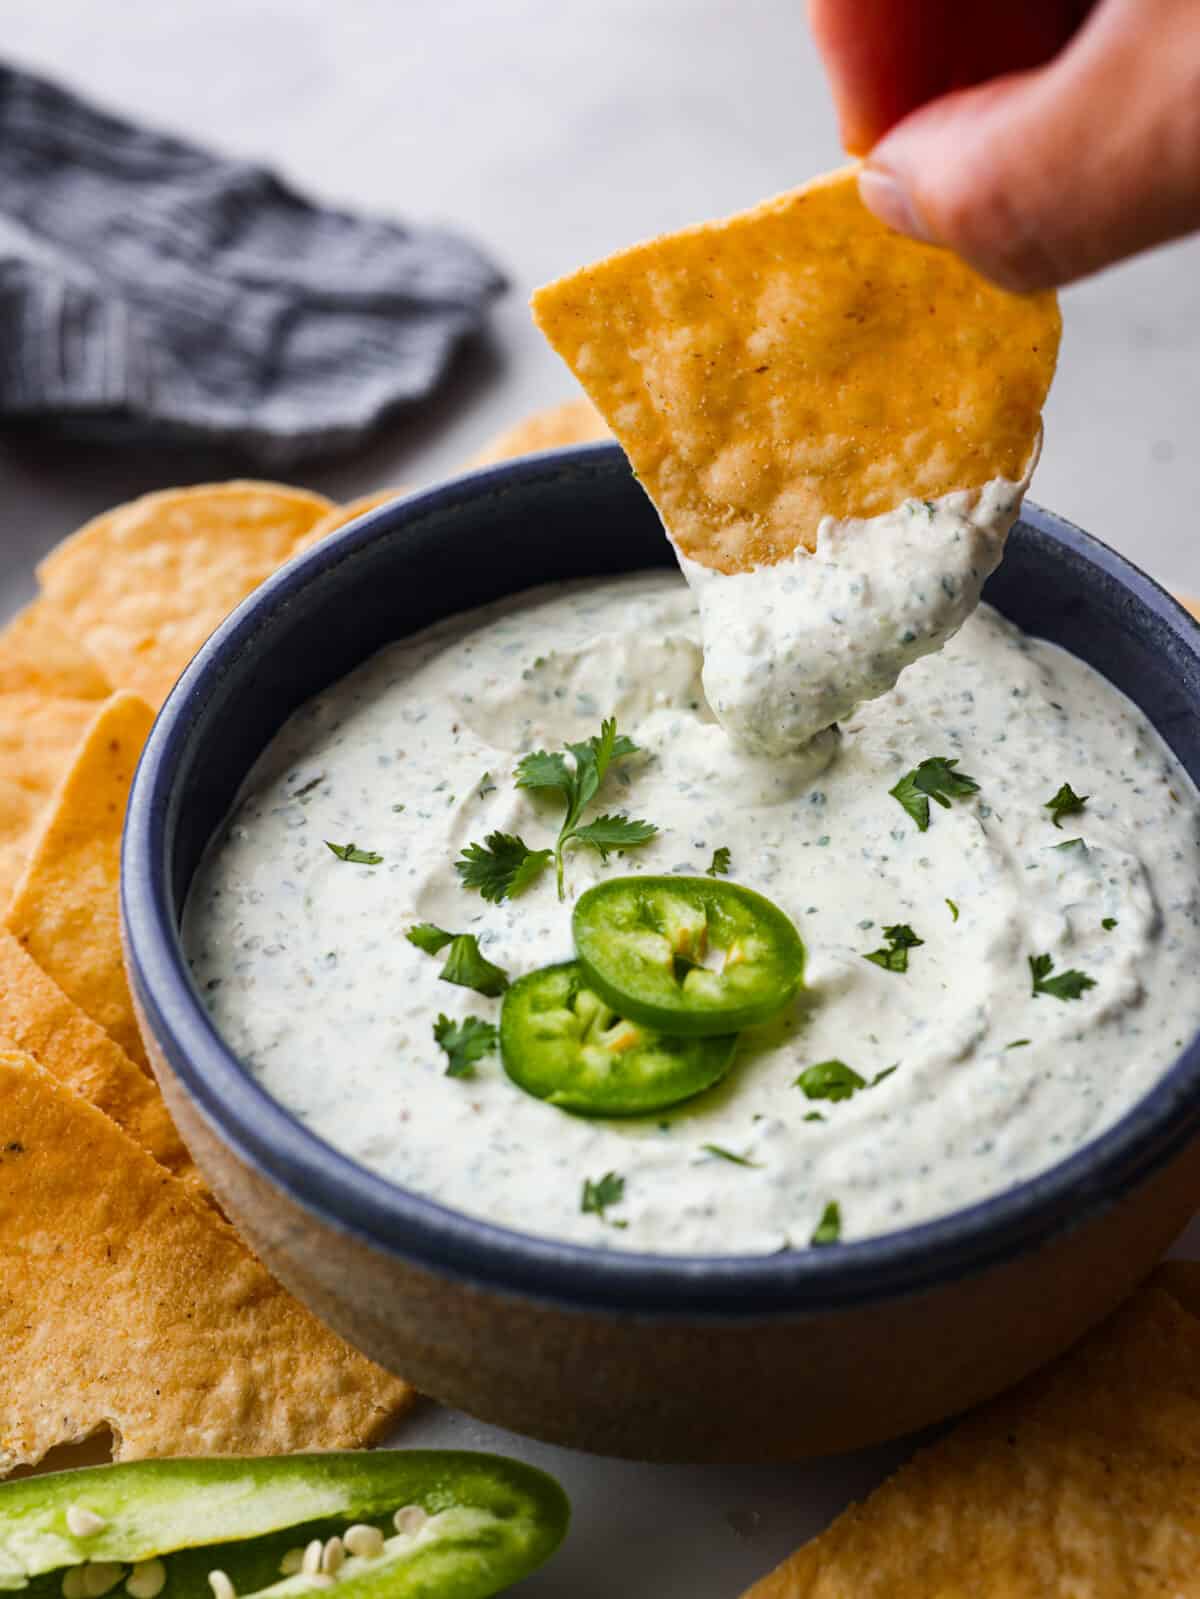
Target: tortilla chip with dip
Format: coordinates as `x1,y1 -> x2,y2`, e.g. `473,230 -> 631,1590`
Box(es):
37,482 -> 333,708
6,691 -> 155,1072
743,1263 -> 1200,1597
532,166 -> 1060,573
468,397 -> 610,466
0,1048 -> 413,1473
0,925 -> 202,1193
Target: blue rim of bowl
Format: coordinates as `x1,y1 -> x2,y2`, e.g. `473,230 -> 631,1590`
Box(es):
123,444 -> 1200,1318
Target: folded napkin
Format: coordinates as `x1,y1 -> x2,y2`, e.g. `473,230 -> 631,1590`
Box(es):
0,64 -> 505,464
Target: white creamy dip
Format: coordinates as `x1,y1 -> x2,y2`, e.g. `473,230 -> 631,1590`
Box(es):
185,560 -> 1200,1255
684,476 -> 1026,757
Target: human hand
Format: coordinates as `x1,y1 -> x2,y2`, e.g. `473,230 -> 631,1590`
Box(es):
809,0 -> 1200,290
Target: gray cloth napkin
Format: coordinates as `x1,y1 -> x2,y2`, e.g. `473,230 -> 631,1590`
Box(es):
0,64 -> 506,465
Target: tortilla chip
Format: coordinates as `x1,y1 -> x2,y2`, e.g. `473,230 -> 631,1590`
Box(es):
0,927 -> 202,1193
303,489 -> 410,544
0,1049 -> 413,1473
6,692 -> 154,1072
467,398 -> 611,466
0,693 -> 102,911
0,600 -> 109,699
1182,597 -> 1200,621
37,482 -> 333,708
532,166 -> 1061,573
743,1267 -> 1200,1597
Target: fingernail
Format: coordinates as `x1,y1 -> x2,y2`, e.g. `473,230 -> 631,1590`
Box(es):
858,165 -> 935,244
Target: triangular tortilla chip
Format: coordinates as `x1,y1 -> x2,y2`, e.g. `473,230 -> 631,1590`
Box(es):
468,398 -> 610,466
0,600 -> 109,699
0,693 -> 103,911
0,927 -> 201,1193
0,1049 -> 413,1472
532,166 -> 1060,573
37,482 -> 333,707
743,1266 -> 1200,1597
6,692 -> 154,1071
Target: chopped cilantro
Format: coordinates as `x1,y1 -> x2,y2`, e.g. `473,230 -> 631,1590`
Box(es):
477,771 -> 497,799
455,831 -> 552,903
581,1171 -> 625,1223
515,717 -> 657,898
325,840 -> 383,865
432,1014 -> 498,1078
889,756 -> 980,832
864,923 -> 924,973
702,1143 -> 760,1167
1029,952 -> 1096,1002
871,1065 -> 898,1086
810,1201 -> 842,1247
803,1111 -> 826,1123
946,898 -> 960,922
407,924 -> 508,995
795,1059 -> 866,1102
1006,1039 -> 1031,1049
706,845 -> 732,878
1052,837 -> 1087,854
1045,781 -> 1089,829
406,922 -> 454,955
1102,916 -> 1118,931
293,775 -> 324,799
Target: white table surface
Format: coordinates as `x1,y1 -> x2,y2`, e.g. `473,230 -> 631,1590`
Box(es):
5,4 -> 1200,1592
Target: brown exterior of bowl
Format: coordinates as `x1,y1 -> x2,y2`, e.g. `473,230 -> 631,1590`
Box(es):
139,1006 -> 1200,1463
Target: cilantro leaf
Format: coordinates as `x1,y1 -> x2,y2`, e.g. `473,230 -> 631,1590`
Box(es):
803,1111 -> 826,1123
871,1065 -> 898,1086
440,935 -> 509,996
702,1143 -> 760,1167
1029,952 -> 1096,1002
325,840 -> 383,865
581,1171 -> 625,1222
795,1059 -> 866,1102
515,717 -> 656,897
889,756 -> 980,832
1102,916 -> 1118,931
946,898 -> 959,922
706,846 -> 732,878
433,1013 -> 498,1078
408,924 -> 509,995
810,1201 -> 842,1247
1045,781 -> 1089,829
569,813 -> 658,859
455,831 -> 552,903
864,923 -> 924,973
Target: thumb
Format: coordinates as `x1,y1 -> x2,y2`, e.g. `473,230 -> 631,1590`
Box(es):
857,0 -> 1200,290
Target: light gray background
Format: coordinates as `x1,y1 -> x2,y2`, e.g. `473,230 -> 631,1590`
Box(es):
4,4 -> 1199,1594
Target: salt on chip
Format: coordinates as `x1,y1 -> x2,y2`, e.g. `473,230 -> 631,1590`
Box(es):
0,927 -> 202,1193
467,398 -> 610,467
0,693 -> 101,910
0,1049 -> 413,1474
743,1266 -> 1200,1597
532,166 -> 1061,573
0,600 -> 109,699
6,692 -> 154,1072
37,482 -> 333,708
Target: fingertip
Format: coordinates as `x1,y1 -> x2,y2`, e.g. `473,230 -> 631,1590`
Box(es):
857,165 -> 937,245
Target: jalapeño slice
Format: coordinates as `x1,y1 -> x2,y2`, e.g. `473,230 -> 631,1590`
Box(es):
500,961 -> 737,1116
573,876 -> 804,1036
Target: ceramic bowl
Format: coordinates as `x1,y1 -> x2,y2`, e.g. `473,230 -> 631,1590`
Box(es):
123,444 -> 1200,1462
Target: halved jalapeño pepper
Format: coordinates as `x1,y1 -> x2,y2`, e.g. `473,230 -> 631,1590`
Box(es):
500,961 -> 737,1115
573,876 -> 804,1036
0,1452 -> 568,1599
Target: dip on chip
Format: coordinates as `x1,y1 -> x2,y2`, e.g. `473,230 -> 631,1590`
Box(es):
0,1050 -> 411,1472
532,165 -> 1060,574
